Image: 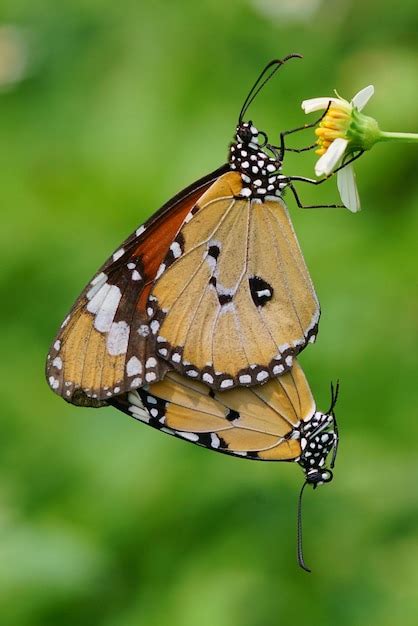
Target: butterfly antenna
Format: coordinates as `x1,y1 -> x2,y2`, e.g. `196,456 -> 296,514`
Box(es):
238,53 -> 302,124
328,379 -> 340,415
329,379 -> 340,469
297,480 -> 312,573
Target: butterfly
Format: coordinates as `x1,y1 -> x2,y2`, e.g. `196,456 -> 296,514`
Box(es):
111,358 -> 338,470
46,53 -> 338,405
110,358 -> 339,571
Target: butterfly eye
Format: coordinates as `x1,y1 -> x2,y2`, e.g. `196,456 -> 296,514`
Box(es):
238,125 -> 252,142
321,470 -> 333,483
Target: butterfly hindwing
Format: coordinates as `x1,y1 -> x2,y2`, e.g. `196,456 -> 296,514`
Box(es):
46,166 -> 228,405
149,171 -> 320,390
111,359 -> 315,461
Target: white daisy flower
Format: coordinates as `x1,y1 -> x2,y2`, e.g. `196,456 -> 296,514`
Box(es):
302,85 -> 418,212
302,86 -> 374,212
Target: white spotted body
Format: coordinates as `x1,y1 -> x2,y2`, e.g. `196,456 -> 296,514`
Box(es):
229,122 -> 288,201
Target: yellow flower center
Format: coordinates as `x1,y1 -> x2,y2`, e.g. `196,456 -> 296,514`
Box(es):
315,104 -> 352,155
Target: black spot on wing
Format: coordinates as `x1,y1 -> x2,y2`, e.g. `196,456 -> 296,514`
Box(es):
164,233 -> 185,268
138,389 -> 167,426
218,293 -> 233,306
226,409 -> 240,422
208,245 -> 220,260
196,432 -> 214,448
249,276 -> 273,307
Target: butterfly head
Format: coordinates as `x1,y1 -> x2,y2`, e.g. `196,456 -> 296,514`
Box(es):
298,381 -> 340,488
235,120 -> 260,145
230,55 -> 303,202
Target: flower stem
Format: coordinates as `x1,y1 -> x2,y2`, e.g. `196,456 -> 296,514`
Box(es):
378,131 -> 418,144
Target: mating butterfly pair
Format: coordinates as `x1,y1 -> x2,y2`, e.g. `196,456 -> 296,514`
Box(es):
46,54 -> 342,570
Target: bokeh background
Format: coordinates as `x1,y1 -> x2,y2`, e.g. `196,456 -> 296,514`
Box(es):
1,1 -> 417,625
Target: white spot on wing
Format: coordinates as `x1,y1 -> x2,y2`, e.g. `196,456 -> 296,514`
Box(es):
61,315 -> 70,328
177,431 -> 199,442
91,285 -> 122,332
216,283 -> 234,297
52,356 -> 62,370
127,356 -> 142,376
48,376 -> 59,390
257,289 -> 271,298
146,357 -> 157,368
170,241 -> 182,258
91,272 -> 107,286
113,248 -> 125,262
87,283 -> 112,315
256,371 -> 268,382
205,255 -> 217,272
219,302 -> 236,315
106,321 -> 130,355
131,270 -> 141,281
156,263 -> 166,280
138,325 -> 149,337
136,225 -> 146,237
87,276 -> 109,301
54,340 -> 61,351
239,374 -> 251,384
150,320 -> 160,334
129,405 -> 150,422
210,433 -> 220,448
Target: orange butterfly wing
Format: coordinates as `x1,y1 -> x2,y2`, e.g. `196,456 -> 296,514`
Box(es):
111,359 -> 316,461
149,171 -> 319,390
46,166 -> 228,406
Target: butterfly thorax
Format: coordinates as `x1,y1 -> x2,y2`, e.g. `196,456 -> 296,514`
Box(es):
229,122 -> 286,202
297,411 -> 337,486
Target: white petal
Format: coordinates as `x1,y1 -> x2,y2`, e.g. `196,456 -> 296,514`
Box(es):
337,165 -> 361,212
301,97 -> 341,114
315,138 -> 349,176
351,85 -> 374,111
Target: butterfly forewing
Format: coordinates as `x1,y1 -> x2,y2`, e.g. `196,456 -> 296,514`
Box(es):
150,171 -> 320,391
111,359 -> 315,461
46,167 -> 228,405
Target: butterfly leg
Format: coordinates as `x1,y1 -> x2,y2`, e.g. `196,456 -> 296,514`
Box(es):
289,151 -> 364,185
277,102 -> 332,158
285,151 -> 364,209
287,183 -> 344,209
330,413 -> 339,469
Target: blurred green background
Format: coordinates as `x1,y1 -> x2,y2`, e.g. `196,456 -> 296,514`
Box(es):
1,1 -> 417,625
